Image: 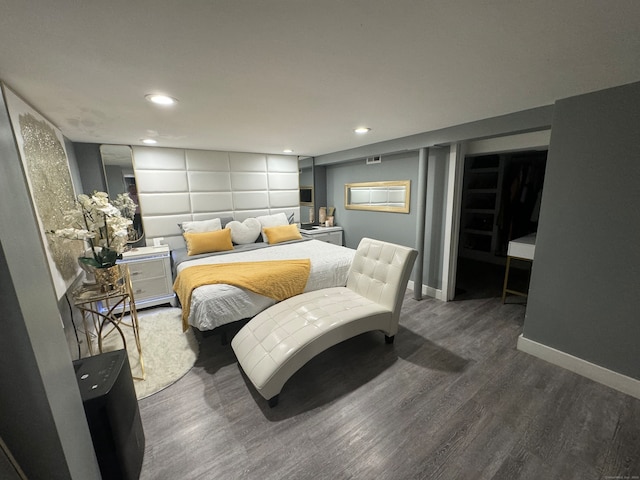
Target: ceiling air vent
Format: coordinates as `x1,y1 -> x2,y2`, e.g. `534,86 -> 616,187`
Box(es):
365,155 -> 381,165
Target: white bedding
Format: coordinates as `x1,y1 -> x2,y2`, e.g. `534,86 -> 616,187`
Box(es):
176,239 -> 356,331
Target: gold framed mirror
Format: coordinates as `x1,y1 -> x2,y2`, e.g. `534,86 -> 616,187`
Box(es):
100,144 -> 144,245
344,180 -> 411,213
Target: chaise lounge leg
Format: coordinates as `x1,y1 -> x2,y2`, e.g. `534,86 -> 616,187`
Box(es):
267,395 -> 279,408
385,335 -> 395,344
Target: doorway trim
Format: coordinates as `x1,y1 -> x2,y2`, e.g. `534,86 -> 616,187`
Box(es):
442,130 -> 551,302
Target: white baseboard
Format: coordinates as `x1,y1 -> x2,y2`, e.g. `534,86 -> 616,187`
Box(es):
517,334 -> 640,400
407,281 -> 445,301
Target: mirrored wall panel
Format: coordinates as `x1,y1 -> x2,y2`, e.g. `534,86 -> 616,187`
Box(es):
299,158 -> 314,224
345,180 -> 411,213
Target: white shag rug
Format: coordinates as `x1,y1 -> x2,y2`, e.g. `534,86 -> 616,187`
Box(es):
100,307 -> 199,400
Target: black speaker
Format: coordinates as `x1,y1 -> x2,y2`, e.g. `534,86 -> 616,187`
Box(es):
74,349 -> 145,480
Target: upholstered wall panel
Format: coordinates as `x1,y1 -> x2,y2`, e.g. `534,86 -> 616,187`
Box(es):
139,193 -> 191,215
232,191 -> 269,210
190,192 -> 234,212
270,191 -> 299,208
231,172 -> 268,191
185,150 -> 230,170
132,146 -> 300,250
136,171 -> 189,192
267,155 -> 297,172
229,152 -> 267,171
193,211 -> 234,222
235,209 -> 270,222
268,172 -> 298,190
143,214 -> 191,238
133,147 -> 185,169
188,171 -> 231,191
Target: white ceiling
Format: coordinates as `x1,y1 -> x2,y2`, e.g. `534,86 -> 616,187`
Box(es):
1,1 -> 639,157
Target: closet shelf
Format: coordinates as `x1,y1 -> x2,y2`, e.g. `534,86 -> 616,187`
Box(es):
464,208 -> 495,214
459,150 -> 548,263
468,167 -> 499,173
467,188 -> 498,194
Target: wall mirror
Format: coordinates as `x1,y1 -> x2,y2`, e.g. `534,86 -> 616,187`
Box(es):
345,180 -> 411,213
100,144 -> 144,245
299,157 -> 315,224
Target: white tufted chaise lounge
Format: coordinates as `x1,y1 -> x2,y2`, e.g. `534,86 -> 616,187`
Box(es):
231,237 -> 418,407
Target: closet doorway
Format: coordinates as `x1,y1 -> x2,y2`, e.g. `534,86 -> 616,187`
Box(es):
454,149 -> 547,300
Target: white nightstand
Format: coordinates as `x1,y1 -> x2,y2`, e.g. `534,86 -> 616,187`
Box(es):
118,245 -> 175,309
300,226 -> 343,246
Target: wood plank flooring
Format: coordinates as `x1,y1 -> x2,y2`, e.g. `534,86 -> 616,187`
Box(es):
137,287 -> 640,480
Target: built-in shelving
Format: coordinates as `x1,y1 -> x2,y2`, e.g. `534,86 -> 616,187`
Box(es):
460,154 -> 504,262
459,150 -> 548,264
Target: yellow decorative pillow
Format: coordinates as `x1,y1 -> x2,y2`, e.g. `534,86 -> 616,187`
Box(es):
184,229 -> 233,256
262,224 -> 302,244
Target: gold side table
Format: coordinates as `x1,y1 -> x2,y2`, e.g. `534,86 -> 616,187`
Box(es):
73,264 -> 145,380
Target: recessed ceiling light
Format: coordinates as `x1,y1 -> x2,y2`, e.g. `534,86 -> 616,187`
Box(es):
283,149 -> 294,153
144,94 -> 178,106
354,127 -> 371,134
142,138 -> 157,145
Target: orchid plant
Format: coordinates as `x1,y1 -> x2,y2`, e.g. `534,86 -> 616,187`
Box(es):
111,192 -> 141,241
111,192 -> 137,221
54,192 -> 132,268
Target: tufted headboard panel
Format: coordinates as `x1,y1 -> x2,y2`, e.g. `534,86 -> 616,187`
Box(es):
132,147 -> 300,250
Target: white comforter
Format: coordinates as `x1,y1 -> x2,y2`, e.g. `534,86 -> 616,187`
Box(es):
176,239 -> 355,331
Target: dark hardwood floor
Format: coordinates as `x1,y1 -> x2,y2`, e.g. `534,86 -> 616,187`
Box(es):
137,269 -> 640,479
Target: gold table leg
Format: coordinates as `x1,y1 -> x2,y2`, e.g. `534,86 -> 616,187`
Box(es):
502,255 -> 532,304
73,264 -> 145,381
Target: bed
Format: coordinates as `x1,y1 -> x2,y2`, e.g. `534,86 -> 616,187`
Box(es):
172,237 -> 356,333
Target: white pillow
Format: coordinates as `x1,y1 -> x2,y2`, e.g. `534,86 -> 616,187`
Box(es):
182,218 -> 222,233
256,212 -> 289,233
225,218 -> 261,245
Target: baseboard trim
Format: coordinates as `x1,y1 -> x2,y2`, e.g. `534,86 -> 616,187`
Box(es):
407,281 -> 444,301
517,334 -> 640,400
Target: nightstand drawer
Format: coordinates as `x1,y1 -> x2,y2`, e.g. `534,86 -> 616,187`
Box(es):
325,231 -> 342,245
129,276 -> 170,300
119,245 -> 174,308
127,259 -> 165,279
300,226 -> 343,246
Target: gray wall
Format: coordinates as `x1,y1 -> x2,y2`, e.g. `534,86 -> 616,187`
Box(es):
104,164 -> 128,196
323,148 -> 449,291
325,151 -> 420,250
424,147 -> 449,290
318,107 -> 554,295
73,142 -> 106,194
523,81 -> 640,380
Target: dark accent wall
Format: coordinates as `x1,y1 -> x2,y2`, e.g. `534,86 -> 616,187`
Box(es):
73,142 -> 106,194
523,81 -> 640,380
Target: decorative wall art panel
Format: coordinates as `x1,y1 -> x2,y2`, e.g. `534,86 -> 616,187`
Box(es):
3,85 -> 82,298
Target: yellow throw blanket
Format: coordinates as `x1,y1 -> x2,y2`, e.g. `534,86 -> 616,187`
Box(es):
173,259 -> 311,331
